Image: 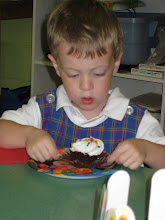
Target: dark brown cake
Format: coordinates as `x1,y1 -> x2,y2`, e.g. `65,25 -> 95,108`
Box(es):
60,137 -> 109,168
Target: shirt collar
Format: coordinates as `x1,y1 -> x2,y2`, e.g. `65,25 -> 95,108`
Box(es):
56,85 -> 129,121
102,87 -> 129,121
56,85 -> 73,109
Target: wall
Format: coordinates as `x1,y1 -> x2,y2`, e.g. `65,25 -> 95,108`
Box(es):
0,18 -> 32,92
136,0 -> 165,13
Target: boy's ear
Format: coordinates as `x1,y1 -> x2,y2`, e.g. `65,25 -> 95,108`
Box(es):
113,52 -> 123,76
48,54 -> 61,77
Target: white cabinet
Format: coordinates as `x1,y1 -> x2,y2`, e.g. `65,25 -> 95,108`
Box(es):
113,72 -> 165,131
31,0 -> 62,96
31,0 -> 165,131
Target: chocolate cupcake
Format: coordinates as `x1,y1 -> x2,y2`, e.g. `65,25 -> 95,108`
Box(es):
61,137 -> 109,168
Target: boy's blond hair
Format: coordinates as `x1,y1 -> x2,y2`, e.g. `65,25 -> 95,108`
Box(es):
47,0 -> 123,60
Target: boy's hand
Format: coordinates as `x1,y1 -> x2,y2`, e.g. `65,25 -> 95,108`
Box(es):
25,127 -> 60,162
107,138 -> 147,170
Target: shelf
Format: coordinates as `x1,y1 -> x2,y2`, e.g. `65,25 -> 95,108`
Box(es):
34,59 -> 53,67
115,72 -> 164,84
34,59 -> 165,84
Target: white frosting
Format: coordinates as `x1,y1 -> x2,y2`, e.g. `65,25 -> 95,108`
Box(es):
70,136 -> 104,156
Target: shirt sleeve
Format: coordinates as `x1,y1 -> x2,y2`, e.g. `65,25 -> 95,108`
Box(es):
0,97 -> 42,129
136,110 -> 165,144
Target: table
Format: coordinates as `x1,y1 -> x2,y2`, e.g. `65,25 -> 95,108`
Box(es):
0,163 -> 155,220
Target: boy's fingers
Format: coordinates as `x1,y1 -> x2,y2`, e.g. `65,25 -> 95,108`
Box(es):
107,145 -> 125,165
47,144 -> 60,160
29,152 -> 38,161
53,150 -> 60,160
33,151 -> 46,162
107,152 -> 117,165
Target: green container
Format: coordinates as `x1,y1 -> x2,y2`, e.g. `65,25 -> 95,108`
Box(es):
102,0 -> 138,10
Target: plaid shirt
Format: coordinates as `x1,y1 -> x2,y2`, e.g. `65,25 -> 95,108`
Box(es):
36,89 -> 145,153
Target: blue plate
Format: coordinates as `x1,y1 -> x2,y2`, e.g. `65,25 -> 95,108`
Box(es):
27,158 -> 116,179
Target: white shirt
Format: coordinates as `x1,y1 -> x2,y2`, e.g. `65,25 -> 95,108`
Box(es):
1,85 -> 165,144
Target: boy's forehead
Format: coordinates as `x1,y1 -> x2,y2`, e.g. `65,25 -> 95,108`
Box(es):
55,42 -> 115,72
57,40 -> 114,60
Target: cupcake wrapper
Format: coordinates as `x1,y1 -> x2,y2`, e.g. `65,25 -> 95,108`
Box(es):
60,149 -> 109,169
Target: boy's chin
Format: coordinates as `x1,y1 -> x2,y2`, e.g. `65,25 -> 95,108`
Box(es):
78,106 -> 102,119
79,104 -> 97,111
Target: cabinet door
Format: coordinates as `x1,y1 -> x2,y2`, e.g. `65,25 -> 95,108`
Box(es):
31,0 -> 62,96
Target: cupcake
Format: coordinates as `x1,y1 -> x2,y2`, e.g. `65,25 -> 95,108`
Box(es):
61,136 -> 109,168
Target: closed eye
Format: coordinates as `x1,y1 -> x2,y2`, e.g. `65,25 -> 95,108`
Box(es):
94,73 -> 105,77
68,74 -> 79,78
66,72 -> 79,78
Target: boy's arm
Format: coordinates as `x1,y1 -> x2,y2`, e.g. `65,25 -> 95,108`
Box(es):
0,119 -> 59,162
143,141 -> 165,169
107,138 -> 165,170
0,119 -> 30,148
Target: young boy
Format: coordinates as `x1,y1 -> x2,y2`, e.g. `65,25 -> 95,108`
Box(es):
0,0 -> 165,170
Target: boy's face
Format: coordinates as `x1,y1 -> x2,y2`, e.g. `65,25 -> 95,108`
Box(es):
49,41 -> 122,119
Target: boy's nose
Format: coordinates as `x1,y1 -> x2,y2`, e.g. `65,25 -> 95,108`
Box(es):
79,76 -> 93,91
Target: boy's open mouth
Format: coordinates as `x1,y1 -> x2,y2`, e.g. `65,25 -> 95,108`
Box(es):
81,97 -> 94,104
